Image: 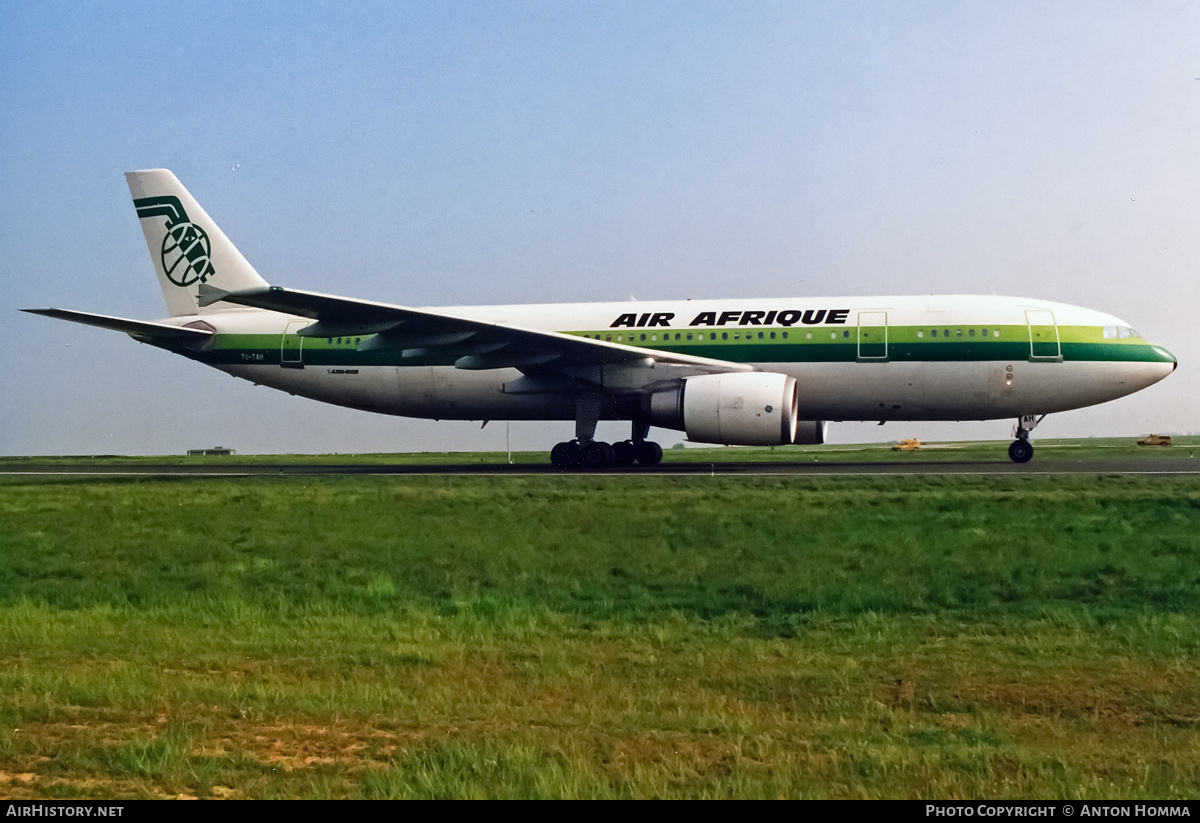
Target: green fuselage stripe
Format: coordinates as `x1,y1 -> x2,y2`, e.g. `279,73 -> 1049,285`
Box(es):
169,324 -> 1172,368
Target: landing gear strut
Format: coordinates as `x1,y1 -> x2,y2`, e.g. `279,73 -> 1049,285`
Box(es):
549,399 -> 662,470
1008,414 -> 1044,464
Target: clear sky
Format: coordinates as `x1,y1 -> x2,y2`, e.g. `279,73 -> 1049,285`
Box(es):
2,1 -> 1197,455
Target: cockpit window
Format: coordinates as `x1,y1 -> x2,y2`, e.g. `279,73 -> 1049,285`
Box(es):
1104,326 -> 1140,339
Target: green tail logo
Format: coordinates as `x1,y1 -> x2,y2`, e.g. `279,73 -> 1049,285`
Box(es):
133,196 -> 216,287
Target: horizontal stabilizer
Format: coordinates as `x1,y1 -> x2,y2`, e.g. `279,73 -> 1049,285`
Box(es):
21,309 -> 213,342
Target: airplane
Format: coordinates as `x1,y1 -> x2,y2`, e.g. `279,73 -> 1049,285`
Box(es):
24,170 -> 1177,468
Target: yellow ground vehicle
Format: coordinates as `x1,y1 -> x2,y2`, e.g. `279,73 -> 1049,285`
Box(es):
1137,434 -> 1172,446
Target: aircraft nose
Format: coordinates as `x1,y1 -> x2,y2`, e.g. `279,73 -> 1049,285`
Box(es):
1160,346 -> 1177,371
1152,345 -> 1177,376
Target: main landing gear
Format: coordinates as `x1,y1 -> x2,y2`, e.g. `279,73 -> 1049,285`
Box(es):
1008,414 -> 1044,464
549,438 -> 663,470
550,396 -> 663,470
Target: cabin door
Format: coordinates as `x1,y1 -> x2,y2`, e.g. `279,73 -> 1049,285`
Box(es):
857,311 -> 888,361
1025,310 -> 1061,361
281,320 -> 307,369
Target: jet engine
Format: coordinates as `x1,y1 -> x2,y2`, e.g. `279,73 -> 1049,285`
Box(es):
792,420 -> 827,445
647,372 -> 798,446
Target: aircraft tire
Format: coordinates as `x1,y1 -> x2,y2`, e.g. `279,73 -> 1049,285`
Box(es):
550,441 -> 582,470
1008,440 -> 1034,463
582,441 -> 614,469
634,440 -> 663,466
611,440 -> 636,465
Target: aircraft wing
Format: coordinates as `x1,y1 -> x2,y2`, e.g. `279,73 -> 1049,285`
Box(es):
21,309 -> 214,343
199,284 -> 755,378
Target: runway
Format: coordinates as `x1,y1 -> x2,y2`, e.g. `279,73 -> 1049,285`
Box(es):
4,456 -> 1199,477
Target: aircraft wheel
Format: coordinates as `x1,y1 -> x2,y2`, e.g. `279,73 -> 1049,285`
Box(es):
582,441 -> 614,469
1008,439 -> 1034,464
550,441 -> 582,469
611,440 -> 636,465
634,440 -> 663,466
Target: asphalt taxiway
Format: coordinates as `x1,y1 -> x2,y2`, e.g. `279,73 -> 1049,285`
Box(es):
3,456 -> 1198,477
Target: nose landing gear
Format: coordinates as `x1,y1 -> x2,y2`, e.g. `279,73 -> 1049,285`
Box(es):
1008,414 -> 1044,464
1008,439 -> 1033,463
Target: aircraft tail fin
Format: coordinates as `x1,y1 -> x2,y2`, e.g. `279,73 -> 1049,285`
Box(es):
125,169 -> 269,317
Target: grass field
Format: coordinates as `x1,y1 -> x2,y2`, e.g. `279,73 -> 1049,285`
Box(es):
1,446 -> 1198,798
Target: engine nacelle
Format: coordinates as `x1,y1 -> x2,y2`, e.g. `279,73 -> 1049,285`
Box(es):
648,372 -> 799,446
792,420 -> 827,445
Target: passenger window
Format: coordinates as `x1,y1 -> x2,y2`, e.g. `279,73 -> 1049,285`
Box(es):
931,329 -> 937,338
805,332 -> 811,339
782,332 -> 788,339
956,329 -> 962,337
640,333 -> 646,341
722,332 -> 728,340
917,331 -> 924,338
770,332 -> 776,339
843,331 -> 850,338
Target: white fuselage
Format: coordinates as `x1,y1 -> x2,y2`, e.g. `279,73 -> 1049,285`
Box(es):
176,293 -> 1174,424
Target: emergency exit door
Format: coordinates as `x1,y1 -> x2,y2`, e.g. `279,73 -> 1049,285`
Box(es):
857,312 -> 888,360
